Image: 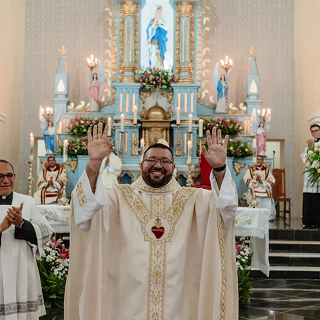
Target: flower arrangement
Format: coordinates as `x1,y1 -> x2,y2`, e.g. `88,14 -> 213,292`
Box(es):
37,238 -> 69,308
68,116 -> 109,137
59,136 -> 88,157
304,145 -> 320,186
227,139 -> 253,158
236,237 -> 253,304
203,117 -> 243,136
137,67 -> 175,90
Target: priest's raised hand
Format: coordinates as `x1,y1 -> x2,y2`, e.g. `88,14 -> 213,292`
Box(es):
86,122 -> 111,191
201,127 -> 229,188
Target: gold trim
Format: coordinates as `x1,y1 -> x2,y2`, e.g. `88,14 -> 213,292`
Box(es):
131,176 -> 181,194
233,162 -> 246,176
180,1 -> 194,18
75,181 -> 87,207
66,160 -> 78,173
160,92 -> 173,104
58,45 -> 68,56
120,170 -> 136,180
120,0 -> 136,16
140,91 -> 152,104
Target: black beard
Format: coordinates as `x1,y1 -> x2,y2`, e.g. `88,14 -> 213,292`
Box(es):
142,168 -> 172,188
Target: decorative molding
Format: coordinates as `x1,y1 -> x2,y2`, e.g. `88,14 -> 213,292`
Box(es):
120,1 -> 136,17
161,92 -> 174,104
180,1 -> 194,18
233,162 -> 246,176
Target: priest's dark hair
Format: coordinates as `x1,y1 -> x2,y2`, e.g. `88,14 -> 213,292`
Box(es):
143,143 -> 174,161
47,156 -> 56,161
0,159 -> 15,173
310,124 -> 320,130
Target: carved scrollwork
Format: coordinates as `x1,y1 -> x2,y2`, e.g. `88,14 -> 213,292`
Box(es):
233,162 -> 246,176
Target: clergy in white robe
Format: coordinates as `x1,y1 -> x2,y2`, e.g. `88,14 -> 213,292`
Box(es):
301,124 -> 320,226
0,160 -> 53,320
65,124 -> 238,320
99,152 -> 122,190
243,155 -> 276,220
34,156 -> 64,205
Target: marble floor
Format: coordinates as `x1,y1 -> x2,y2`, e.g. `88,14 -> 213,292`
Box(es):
41,279 -> 320,319
240,279 -> 320,319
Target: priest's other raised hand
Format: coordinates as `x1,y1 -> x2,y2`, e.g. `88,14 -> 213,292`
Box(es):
202,127 -> 229,188
86,122 -> 111,192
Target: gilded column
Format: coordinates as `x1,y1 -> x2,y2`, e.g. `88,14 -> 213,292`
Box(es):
120,1 -> 137,83
177,2 -> 194,83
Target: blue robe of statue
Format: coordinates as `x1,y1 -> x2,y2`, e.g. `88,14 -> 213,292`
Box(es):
146,18 -> 168,69
43,127 -> 55,154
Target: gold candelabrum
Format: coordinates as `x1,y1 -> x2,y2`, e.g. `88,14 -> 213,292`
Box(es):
220,55 -> 233,74
87,54 -> 98,71
186,162 -> 193,187
175,125 -> 182,157
119,131 -> 124,160
57,162 -> 69,206
27,161 -> 34,197
131,124 -> 139,156
248,173 -> 260,208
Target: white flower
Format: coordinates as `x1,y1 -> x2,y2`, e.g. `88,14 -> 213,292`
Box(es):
308,150 -> 313,155
229,146 -> 233,150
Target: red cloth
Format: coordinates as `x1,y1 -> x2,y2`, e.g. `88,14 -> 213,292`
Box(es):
195,154 -> 212,190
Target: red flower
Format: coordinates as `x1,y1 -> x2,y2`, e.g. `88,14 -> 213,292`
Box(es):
57,244 -> 69,260
236,150 -> 241,156
235,244 -> 245,255
49,237 -> 62,249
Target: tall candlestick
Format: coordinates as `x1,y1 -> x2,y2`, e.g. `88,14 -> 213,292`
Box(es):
187,140 -> 192,164
176,107 -> 180,124
188,114 -> 193,132
29,133 -> 34,161
133,105 -> 137,124
199,119 -> 204,138
63,139 -> 68,163
107,117 -> 112,136
252,138 -> 257,164
120,114 -> 125,132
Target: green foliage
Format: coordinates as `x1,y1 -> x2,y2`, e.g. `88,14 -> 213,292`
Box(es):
227,140 -> 253,158
137,67 -> 175,90
304,145 -> 320,187
203,117 -> 243,136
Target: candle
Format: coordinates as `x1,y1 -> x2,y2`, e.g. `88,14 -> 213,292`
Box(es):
91,55 -> 93,61
188,114 -> 193,132
63,139 -> 68,163
199,119 -> 204,138
178,92 -> 181,108
176,107 -> 180,124
132,93 -> 136,110
267,108 -> 271,119
107,117 -> 112,136
120,114 -> 125,132
187,140 -> 192,164
257,109 -> 260,116
133,105 -> 137,124
140,138 -> 145,162
262,109 -> 266,117
252,138 -> 257,164
29,133 -> 34,161
40,107 -> 44,115
46,107 -> 50,115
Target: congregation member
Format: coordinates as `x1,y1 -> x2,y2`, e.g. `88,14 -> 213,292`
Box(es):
65,123 -> 239,320
0,159 -> 53,319
243,155 -> 276,220
301,124 -> 320,227
34,156 -> 64,204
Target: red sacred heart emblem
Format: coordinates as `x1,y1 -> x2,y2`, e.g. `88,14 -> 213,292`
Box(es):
151,226 -> 165,239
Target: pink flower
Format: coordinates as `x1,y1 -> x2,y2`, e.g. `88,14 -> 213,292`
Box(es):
236,150 -> 241,156
49,237 -> 62,249
235,244 -> 245,255
57,244 -> 69,260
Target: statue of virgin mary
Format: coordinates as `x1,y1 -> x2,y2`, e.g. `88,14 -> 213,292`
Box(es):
146,5 -> 168,69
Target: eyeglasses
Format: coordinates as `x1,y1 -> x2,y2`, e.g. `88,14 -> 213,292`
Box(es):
311,129 -> 320,134
143,158 -> 173,168
0,173 -> 15,181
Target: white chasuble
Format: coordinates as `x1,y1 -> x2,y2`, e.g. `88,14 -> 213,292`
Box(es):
0,193 -> 53,320
65,168 -> 238,320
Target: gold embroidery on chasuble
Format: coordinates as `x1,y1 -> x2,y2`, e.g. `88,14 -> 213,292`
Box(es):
119,178 -> 196,320
76,181 -> 87,207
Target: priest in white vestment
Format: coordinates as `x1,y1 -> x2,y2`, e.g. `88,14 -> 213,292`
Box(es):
34,156 -> 65,204
99,152 -> 122,190
65,123 -> 238,320
243,155 -> 276,220
0,160 -> 53,320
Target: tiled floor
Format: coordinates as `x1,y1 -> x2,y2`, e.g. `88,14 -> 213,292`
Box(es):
240,279 -> 320,319
41,279 -> 320,319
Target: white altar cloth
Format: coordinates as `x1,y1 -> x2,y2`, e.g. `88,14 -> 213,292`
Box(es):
235,207 -> 270,277
37,204 -> 70,233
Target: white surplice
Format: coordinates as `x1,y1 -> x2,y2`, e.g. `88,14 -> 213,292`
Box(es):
65,167 -> 238,320
0,193 -> 53,320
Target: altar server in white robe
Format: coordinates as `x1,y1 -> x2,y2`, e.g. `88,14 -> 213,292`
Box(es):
243,155 -> 276,220
0,160 -> 53,320
65,123 -> 238,320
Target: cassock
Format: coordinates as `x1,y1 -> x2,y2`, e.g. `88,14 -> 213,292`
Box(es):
243,165 -> 276,219
0,192 -> 53,320
34,165 -> 64,204
65,167 -> 238,320
301,140 -> 320,226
